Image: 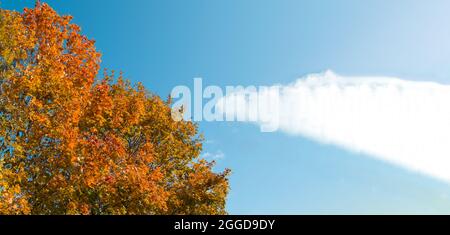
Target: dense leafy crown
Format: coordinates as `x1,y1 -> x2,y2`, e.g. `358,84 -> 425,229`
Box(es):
0,2 -> 230,215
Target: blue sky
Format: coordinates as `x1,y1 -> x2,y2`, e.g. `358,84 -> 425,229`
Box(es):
5,0 -> 450,214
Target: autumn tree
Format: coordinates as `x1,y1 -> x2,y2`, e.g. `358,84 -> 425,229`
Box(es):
0,2 -> 230,215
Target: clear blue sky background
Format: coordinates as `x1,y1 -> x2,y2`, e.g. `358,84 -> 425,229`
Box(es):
4,0 -> 450,214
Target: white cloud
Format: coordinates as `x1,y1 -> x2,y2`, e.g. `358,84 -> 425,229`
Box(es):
202,150 -> 225,160
218,70 -> 450,182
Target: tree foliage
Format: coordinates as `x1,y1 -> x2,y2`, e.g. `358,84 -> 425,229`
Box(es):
0,2 -> 230,215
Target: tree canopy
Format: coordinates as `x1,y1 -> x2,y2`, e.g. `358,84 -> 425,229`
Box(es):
0,2 -> 230,215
